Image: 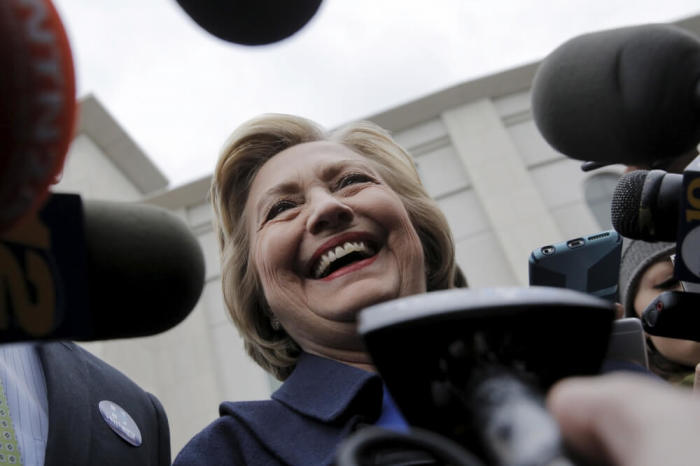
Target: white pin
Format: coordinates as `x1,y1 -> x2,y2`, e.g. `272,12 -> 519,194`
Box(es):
98,400 -> 142,447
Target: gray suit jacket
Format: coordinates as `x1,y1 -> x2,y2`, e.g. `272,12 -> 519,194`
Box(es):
38,342 -> 170,466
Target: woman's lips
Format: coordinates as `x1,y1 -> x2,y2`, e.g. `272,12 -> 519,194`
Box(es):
318,253 -> 379,281
305,231 -> 380,277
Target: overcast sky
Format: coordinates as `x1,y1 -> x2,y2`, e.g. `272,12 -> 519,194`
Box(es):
52,1 -> 700,188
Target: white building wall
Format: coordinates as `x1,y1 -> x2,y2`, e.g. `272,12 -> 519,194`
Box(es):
495,90 -> 625,240
184,202 -> 271,406
392,118 -> 519,288
443,99 -> 563,285
54,134 -> 143,201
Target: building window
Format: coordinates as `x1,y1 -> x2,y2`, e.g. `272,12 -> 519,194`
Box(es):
583,173 -> 620,230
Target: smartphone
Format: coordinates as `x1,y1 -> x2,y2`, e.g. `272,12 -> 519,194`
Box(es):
529,230 -> 648,369
528,230 -> 622,301
605,318 -> 649,369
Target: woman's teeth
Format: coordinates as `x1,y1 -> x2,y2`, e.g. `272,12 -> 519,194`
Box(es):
313,241 -> 375,279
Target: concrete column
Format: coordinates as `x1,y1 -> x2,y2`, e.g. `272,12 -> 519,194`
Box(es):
442,99 -> 562,285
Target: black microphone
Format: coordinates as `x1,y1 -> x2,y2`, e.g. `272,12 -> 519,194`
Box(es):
642,291 -> 700,341
358,287 -> 615,464
175,0 -> 323,45
611,160 -> 700,283
0,193 -> 205,342
531,23 -> 700,166
611,169 -> 682,241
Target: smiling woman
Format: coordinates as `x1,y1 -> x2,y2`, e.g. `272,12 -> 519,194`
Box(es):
212,114 -> 464,380
174,114 -> 465,465
246,141 -> 429,374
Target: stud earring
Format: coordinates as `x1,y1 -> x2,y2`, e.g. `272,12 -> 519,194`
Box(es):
270,317 -> 281,331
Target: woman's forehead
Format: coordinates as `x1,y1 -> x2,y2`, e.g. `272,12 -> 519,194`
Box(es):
251,142 -> 371,190
264,141 -> 366,171
642,258 -> 675,282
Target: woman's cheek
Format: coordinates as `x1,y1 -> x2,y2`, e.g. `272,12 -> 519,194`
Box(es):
382,203 -> 426,292
653,336 -> 700,367
257,223 -> 299,268
252,237 -> 282,289
254,230 -> 305,307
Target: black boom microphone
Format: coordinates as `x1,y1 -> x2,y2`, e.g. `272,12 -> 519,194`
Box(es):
175,0 -> 323,45
531,23 -> 700,166
0,193 -> 205,342
611,158 -> 700,284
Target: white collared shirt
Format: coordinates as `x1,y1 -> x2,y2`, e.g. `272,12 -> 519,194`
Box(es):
0,343 -> 49,466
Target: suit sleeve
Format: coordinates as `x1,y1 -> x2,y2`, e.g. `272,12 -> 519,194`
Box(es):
147,392 -> 171,466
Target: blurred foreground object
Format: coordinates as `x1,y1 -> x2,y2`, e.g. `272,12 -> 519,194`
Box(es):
175,0 -> 323,45
0,0 -> 76,232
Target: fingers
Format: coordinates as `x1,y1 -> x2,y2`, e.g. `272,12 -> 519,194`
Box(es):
613,302 -> 625,319
548,373 -> 697,466
547,375 -> 631,465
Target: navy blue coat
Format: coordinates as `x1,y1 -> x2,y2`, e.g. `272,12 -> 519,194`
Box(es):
173,353 -> 384,465
173,352 -> 655,465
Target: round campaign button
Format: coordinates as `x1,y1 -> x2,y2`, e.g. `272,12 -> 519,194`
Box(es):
98,400 -> 142,447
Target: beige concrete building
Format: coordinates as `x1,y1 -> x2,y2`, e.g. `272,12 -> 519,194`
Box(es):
54,14 -> 700,457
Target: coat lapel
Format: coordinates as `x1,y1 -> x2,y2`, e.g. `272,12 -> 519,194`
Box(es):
38,342 -> 92,466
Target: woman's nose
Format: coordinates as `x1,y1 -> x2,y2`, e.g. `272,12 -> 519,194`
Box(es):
306,191 -> 353,234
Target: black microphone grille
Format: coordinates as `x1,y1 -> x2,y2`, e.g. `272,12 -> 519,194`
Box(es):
531,24 -> 700,166
611,170 -> 648,238
84,201 -> 205,340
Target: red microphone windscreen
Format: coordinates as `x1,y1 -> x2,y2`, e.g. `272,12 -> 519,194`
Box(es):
0,0 -> 76,232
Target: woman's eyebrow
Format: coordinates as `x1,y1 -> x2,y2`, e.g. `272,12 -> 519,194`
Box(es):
653,275 -> 679,289
318,160 -> 373,180
255,181 -> 299,214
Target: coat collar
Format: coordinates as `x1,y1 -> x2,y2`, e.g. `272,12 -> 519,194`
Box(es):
218,353 -> 384,465
272,352 -> 383,423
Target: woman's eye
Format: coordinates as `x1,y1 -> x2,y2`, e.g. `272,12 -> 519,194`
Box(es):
265,200 -> 296,221
337,173 -> 373,189
654,277 -> 681,290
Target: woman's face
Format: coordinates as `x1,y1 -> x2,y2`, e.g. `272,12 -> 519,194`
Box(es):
634,258 -> 700,367
245,141 -> 426,359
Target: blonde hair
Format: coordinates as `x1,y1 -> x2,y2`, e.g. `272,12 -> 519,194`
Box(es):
211,114 -> 465,380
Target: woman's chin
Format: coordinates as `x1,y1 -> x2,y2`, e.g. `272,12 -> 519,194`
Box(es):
313,280 -> 401,321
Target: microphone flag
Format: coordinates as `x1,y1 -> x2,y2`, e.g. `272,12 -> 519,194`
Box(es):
0,193 -> 90,341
